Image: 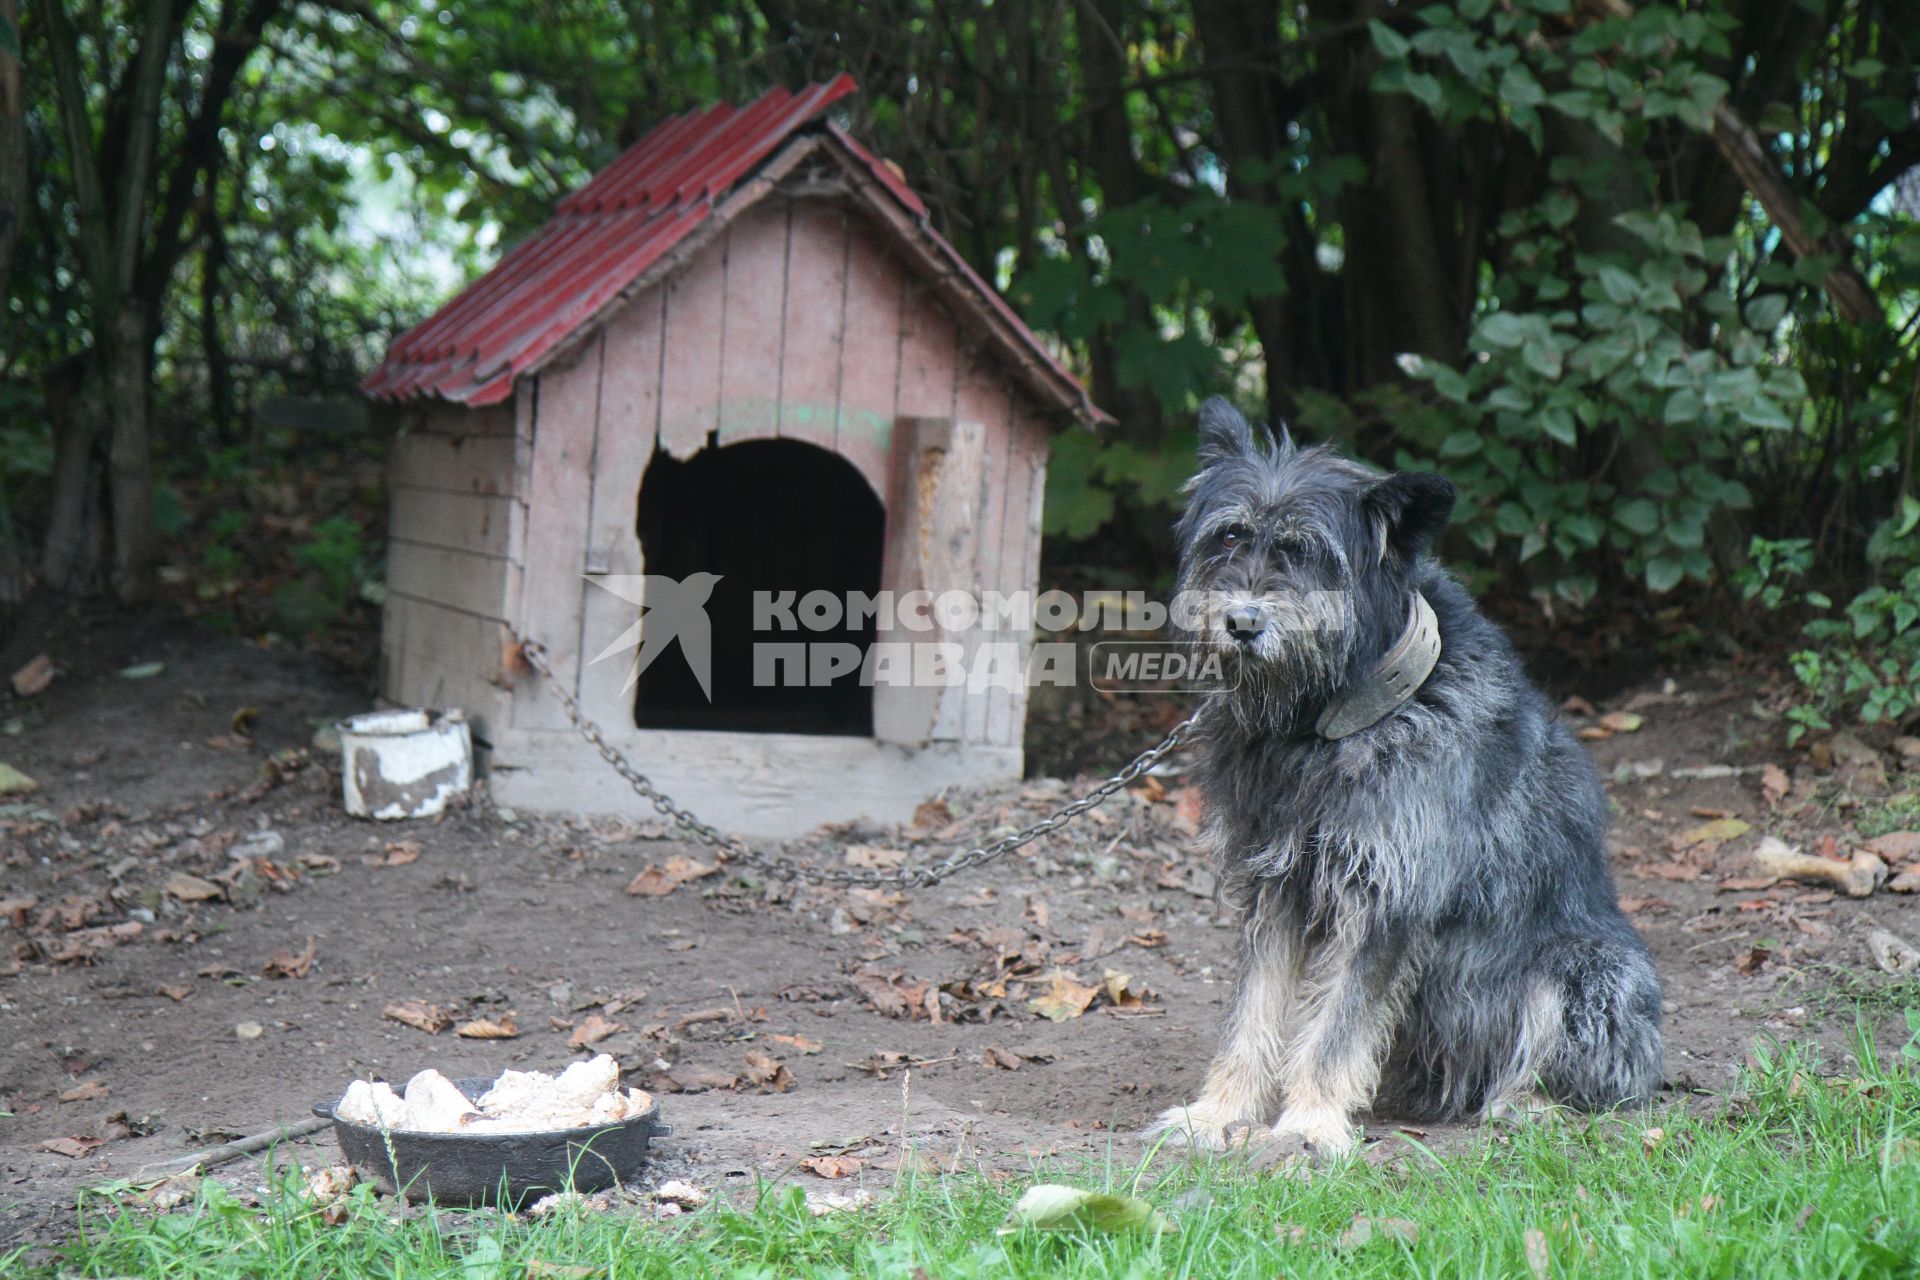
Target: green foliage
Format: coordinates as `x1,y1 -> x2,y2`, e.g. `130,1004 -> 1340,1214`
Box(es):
272,514 -> 372,635
1043,425 -> 1200,540
1376,0 -> 1797,604
1745,502 -> 1920,741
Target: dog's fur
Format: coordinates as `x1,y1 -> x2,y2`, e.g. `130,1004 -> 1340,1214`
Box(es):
1148,398 -> 1662,1155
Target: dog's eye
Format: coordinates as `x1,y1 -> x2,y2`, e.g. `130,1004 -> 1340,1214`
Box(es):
1220,524 -> 1250,549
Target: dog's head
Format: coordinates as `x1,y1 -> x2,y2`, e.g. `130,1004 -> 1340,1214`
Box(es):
1174,398 -> 1455,703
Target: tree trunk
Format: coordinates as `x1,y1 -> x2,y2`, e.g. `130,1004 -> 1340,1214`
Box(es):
1192,0 -> 1300,398
102,304 -> 157,601
0,0 -> 22,303
1310,0 -> 1466,393
40,358 -> 105,593
1076,0 -> 1164,446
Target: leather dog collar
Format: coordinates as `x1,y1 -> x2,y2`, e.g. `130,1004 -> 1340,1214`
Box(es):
1315,592 -> 1441,740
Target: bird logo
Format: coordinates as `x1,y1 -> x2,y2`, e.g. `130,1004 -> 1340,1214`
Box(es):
584,573 -> 722,699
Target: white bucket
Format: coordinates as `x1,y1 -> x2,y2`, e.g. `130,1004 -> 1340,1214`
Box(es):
337,708 -> 472,820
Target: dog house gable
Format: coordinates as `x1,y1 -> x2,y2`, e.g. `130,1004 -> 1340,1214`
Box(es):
364,80 -> 1106,836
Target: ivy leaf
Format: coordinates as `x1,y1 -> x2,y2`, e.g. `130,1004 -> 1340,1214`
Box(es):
1538,407 -> 1577,446
1743,293 -> 1789,331
1369,19 -> 1412,60
1615,499 -> 1661,536
1477,312 -> 1532,349
1646,557 -> 1685,593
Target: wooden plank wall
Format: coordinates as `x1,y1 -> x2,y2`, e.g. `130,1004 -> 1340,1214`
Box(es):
382,400 -> 518,729
412,192 -> 1065,750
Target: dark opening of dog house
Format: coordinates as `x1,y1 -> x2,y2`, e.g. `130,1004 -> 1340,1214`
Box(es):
635,439 -> 883,736
362,76 -> 1108,836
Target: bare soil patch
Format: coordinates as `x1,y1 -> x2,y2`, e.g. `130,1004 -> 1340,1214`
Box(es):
3,613 -> 1918,1246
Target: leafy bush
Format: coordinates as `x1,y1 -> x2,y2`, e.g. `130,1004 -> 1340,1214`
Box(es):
1743,499 -> 1920,741
1376,0 -> 1799,607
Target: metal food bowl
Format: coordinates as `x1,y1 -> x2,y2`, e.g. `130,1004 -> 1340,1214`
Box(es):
314,1076 -> 668,1206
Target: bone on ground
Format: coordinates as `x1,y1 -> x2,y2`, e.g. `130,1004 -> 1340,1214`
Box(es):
1752,836 -> 1886,898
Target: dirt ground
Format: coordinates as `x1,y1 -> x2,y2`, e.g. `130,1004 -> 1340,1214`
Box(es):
4,607 -> 1920,1248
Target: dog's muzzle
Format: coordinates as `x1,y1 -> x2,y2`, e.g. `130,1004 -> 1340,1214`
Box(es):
1225,604 -> 1265,646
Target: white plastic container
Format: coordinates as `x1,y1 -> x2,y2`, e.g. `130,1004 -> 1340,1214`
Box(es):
337,708 -> 472,820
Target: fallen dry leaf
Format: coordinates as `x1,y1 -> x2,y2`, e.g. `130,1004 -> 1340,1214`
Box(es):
234,1021 -> 264,1040
568,1014 -> 625,1048
10,654 -> 53,698
1599,711 -> 1644,734
800,1154 -> 863,1179
1028,971 -> 1099,1022
58,1080 -> 109,1103
657,1066 -> 741,1093
1640,862 -> 1702,882
1524,1227 -> 1550,1280
1338,1215 -> 1420,1248
525,1264 -> 599,1280
164,871 -> 224,902
382,1000 -> 453,1034
844,845 -> 907,870
1761,763 -> 1790,805
1640,1127 -> 1666,1154
851,971 -> 929,1020
1680,817 -> 1750,847
1575,725 -> 1611,742
625,856 -> 720,897
1863,831 -> 1920,862
1100,969 -> 1156,1010
1561,694 -> 1599,717
456,1016 -> 521,1040
156,983 -> 191,1002
768,1033 -> 822,1054
367,840 -> 420,868
262,935 -> 318,980
40,1136 -> 104,1159
981,1045 -> 1026,1070
1171,785 -> 1205,834
911,796 -> 952,830
744,1050 -> 795,1093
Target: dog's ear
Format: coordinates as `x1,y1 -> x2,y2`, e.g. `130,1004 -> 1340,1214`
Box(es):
1365,472 -> 1456,562
1196,397 -> 1255,464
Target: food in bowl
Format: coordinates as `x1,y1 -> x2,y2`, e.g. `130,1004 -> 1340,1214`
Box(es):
335,1054 -> 652,1134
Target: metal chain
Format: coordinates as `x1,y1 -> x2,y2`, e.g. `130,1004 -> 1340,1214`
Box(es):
514,637 -> 1193,889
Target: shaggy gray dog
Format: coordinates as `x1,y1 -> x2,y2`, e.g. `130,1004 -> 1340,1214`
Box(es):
1149,398 -> 1663,1156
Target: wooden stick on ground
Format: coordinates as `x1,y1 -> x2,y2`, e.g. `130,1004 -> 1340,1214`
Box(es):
129,1115 -> 332,1182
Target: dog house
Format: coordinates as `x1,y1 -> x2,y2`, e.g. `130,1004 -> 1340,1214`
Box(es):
361,77 -> 1107,837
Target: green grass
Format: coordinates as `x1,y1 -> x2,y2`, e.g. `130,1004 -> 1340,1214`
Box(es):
17,1031 -> 1920,1279
1853,791 -> 1920,840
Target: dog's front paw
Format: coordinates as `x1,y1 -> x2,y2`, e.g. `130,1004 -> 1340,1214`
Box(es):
1266,1107 -> 1360,1158
1144,1101 -> 1254,1151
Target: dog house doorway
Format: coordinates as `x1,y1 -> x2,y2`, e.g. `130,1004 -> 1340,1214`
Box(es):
635,438 -> 884,736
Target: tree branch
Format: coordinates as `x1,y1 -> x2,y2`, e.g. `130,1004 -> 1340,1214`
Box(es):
1710,99 -> 1883,327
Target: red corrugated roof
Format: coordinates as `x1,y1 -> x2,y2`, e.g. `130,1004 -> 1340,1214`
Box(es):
362,78 -> 1104,424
